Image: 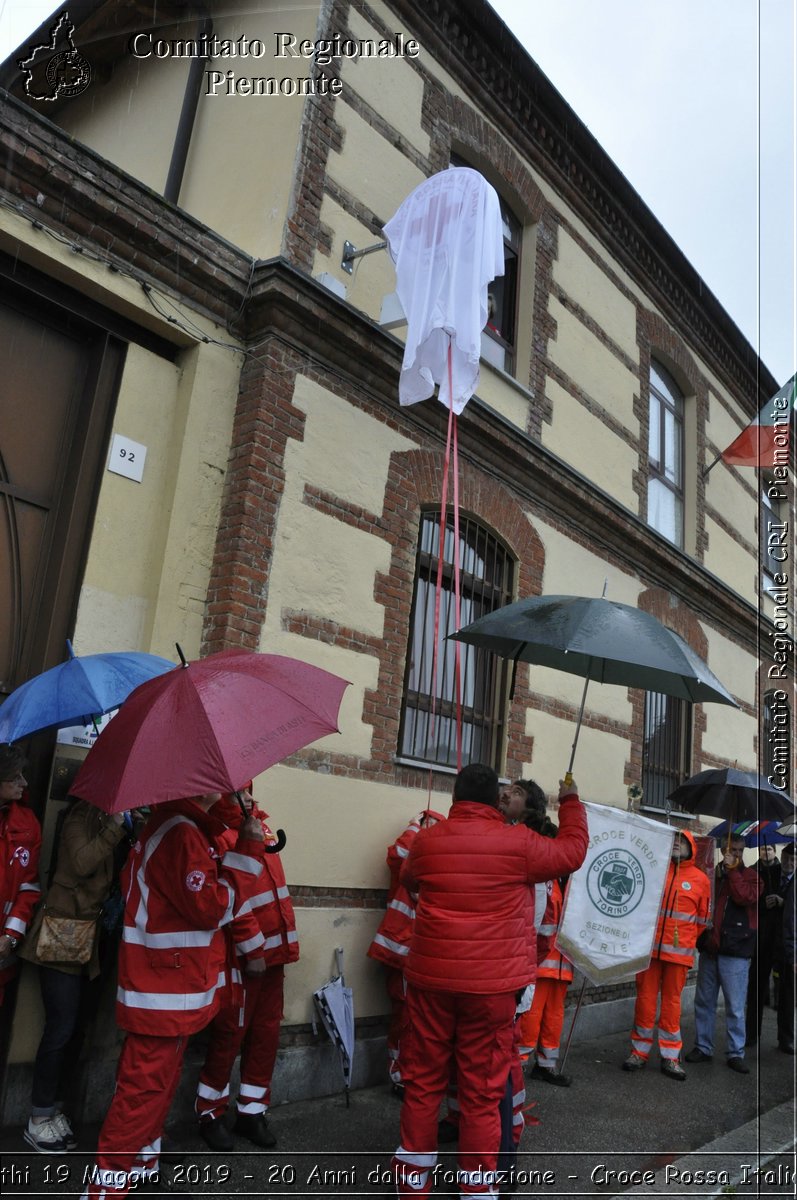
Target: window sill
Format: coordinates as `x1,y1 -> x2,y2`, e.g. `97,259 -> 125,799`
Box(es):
639,805 -> 696,821
393,755 -> 459,776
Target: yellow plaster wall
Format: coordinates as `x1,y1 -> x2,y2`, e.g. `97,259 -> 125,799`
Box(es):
58,51 -> 189,195
701,626 -> 756,709
329,105 -> 425,225
701,704 -> 756,771
523,709 -> 629,808
542,376 -> 639,510
252,765 -> 451,890
704,519 -> 757,608
343,8 -> 429,155
73,338 -> 241,660
258,377 -> 417,758
475,365 -> 534,430
178,4 -> 316,256
703,454 -> 757,554
286,908 -> 386,1024
546,297 -> 637,433
554,228 -> 639,363
706,388 -> 749,459
58,2 -> 317,257
316,194 -> 396,318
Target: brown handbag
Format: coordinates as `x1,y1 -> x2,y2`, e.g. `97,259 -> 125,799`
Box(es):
36,911 -> 96,965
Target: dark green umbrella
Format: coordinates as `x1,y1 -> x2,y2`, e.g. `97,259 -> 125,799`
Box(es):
449,594 -> 737,773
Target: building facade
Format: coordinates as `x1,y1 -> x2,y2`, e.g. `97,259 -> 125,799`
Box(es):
0,0 -> 793,1119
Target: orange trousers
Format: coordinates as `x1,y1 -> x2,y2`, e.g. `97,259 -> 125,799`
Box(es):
630,959 -> 688,1062
517,978 -> 568,1068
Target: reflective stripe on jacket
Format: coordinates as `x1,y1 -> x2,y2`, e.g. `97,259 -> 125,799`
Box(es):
652,831 -> 711,966
216,800 -> 299,968
368,811 -> 447,971
536,878 -> 574,983
0,800 -> 42,986
116,798 -> 264,1036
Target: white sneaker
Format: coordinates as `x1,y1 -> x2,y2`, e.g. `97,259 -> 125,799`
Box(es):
24,1116 -> 68,1153
53,1111 -> 78,1149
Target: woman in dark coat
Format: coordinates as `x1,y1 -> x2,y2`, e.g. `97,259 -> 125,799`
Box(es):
20,798 -> 131,1153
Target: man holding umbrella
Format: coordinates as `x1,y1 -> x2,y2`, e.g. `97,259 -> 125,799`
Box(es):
685,835 -> 762,1074
392,763 -> 588,1200
82,790 -> 265,1199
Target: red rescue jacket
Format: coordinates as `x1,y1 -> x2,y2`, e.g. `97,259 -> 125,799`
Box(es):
0,800 -> 42,987
213,796 -> 299,968
401,792 -> 588,995
368,810 -> 446,971
116,798 -> 264,1036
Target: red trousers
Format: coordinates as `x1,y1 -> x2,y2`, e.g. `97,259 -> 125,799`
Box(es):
630,959 -> 688,1061
81,1033 -> 186,1199
385,965 -> 407,1084
392,985 -> 516,1199
517,978 -> 568,1069
196,964 -> 284,1119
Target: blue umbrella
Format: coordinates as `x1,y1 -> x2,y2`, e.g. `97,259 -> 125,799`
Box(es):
707,819 -> 793,848
0,641 -> 175,742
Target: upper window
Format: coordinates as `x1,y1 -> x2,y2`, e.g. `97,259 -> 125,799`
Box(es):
641,690 -> 692,811
647,361 -> 684,548
399,511 -> 514,771
450,154 -> 520,375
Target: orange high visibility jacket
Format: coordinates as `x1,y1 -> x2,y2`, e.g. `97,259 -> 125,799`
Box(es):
651,831 -> 711,966
536,877 -> 574,983
116,798 -> 264,1036
0,800 -> 41,988
367,811 -> 446,971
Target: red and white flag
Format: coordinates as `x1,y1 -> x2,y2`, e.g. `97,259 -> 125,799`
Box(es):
720,372 -> 796,468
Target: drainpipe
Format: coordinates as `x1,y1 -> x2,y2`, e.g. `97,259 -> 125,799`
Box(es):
164,15 -> 213,205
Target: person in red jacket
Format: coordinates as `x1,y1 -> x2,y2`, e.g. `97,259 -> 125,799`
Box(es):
0,744 -> 41,1008
685,833 -> 763,1074
517,814 -> 575,1087
195,789 -> 299,1151
622,830 -> 711,1080
392,763 -> 588,1200
81,791 -> 265,1200
367,808 -> 446,1093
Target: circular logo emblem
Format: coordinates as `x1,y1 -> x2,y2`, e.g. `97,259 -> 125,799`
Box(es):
13,846 -> 30,867
587,849 -> 645,917
682,880 -> 692,890
185,869 -> 206,892
45,50 -> 91,98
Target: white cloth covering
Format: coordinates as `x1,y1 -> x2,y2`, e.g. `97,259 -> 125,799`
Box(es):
383,167 -> 505,414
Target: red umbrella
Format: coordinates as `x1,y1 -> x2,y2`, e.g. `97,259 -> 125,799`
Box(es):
71,648 -> 350,814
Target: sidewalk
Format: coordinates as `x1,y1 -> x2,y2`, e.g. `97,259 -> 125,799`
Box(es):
0,1005 -> 793,1196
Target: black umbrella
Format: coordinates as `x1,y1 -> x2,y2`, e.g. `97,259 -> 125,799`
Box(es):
668,767 -> 795,824
449,594 -> 737,773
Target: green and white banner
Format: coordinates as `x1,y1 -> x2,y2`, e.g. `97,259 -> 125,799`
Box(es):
556,802 -> 674,984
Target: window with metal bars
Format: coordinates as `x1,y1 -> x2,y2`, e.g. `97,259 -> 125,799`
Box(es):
398,511 -> 514,771
640,691 -> 692,810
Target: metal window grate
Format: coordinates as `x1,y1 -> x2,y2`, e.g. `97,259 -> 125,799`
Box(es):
641,691 -> 692,809
399,511 -> 514,771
